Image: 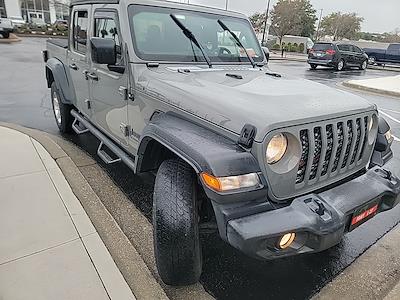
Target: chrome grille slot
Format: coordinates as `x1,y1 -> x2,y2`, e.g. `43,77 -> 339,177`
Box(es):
309,127 -> 322,180
321,124 -> 334,176
341,120 -> 354,168
296,129 -> 309,184
350,118 -> 362,165
332,122 -> 344,173
359,116 -> 368,161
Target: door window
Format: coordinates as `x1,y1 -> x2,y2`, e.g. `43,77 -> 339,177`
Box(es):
351,45 -> 362,53
337,44 -> 351,52
73,10 -> 89,55
94,13 -> 122,63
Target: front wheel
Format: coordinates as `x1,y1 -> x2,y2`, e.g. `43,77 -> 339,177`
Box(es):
51,81 -> 73,133
359,60 -> 368,70
2,32 -> 10,39
336,59 -> 345,71
310,64 -> 317,70
153,159 -> 202,286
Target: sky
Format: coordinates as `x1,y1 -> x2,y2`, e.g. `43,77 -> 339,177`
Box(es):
173,0 -> 399,33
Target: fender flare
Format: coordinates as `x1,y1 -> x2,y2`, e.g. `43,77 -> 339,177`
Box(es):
136,112 -> 261,177
45,57 -> 76,105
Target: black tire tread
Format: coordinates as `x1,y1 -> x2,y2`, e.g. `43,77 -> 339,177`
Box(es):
51,81 -> 73,133
153,159 -> 202,286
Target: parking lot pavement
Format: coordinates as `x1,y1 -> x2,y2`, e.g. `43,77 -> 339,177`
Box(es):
0,126 -> 135,300
1,38 -> 400,300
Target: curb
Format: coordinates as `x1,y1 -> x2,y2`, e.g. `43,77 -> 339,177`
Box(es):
342,81 -> 400,98
270,56 -> 308,63
0,122 -> 169,300
312,225 -> 400,300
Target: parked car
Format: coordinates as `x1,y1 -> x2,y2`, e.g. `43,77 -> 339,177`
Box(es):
44,0 -> 399,287
9,16 -> 26,27
0,17 -> 13,38
364,43 -> 400,66
308,42 -> 369,71
53,19 -> 68,30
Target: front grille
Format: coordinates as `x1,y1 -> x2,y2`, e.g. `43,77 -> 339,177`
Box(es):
296,116 -> 370,185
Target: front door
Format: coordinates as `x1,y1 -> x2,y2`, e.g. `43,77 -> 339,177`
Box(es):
67,6 -> 92,118
89,7 -> 129,146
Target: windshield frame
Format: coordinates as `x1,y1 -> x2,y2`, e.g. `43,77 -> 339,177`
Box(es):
127,4 -> 265,65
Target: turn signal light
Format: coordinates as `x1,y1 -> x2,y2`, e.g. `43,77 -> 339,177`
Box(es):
201,172 -> 260,192
278,233 -> 296,249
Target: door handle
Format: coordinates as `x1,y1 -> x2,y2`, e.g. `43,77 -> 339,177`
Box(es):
69,63 -> 78,70
87,72 -> 99,81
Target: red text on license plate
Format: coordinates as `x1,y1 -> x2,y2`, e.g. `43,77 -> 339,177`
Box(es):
351,204 -> 379,226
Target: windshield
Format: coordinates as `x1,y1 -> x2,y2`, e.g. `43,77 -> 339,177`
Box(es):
128,5 -> 263,64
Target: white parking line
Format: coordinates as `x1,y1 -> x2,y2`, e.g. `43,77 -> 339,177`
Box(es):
379,110 -> 400,142
381,108 -> 400,115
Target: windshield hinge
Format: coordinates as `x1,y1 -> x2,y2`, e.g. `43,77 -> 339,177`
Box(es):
238,124 -> 257,148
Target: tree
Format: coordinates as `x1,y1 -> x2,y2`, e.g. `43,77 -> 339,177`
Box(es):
249,12 -> 267,34
269,0 -> 317,44
320,12 -> 363,41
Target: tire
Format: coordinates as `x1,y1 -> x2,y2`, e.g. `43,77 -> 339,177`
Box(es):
310,64 -> 317,70
336,59 -> 345,71
2,32 -> 10,39
50,81 -> 73,133
359,60 -> 368,70
153,159 -> 202,286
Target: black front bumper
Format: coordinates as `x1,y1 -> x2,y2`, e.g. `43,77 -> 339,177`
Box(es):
224,168 -> 400,260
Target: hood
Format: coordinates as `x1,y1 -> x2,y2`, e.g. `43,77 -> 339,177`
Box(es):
138,65 -> 375,142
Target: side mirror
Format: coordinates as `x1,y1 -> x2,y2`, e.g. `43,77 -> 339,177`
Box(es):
90,37 -> 116,65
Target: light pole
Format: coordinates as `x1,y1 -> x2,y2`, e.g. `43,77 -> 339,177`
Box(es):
225,0 -> 228,10
315,9 -> 323,41
261,0 -> 271,46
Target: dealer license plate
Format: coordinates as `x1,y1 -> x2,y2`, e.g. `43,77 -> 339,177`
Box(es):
349,200 -> 380,232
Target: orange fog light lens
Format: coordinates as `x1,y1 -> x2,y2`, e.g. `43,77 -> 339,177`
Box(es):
201,173 -> 222,192
279,233 -> 296,249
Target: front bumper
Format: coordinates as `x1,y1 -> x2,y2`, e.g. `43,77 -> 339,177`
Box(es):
226,167 -> 400,260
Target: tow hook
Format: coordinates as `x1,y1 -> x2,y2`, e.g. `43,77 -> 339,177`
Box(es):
305,198 -> 332,222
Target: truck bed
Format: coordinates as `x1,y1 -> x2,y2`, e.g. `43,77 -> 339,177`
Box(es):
46,39 -> 68,62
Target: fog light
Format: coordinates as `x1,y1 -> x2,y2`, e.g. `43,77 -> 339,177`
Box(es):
278,233 -> 296,249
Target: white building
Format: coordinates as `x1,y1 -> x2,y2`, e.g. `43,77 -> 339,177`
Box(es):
0,0 -> 69,24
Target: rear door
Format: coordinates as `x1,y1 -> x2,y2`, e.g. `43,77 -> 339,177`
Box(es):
337,44 -> 354,65
67,6 -> 92,118
351,45 -> 365,66
89,6 -> 129,146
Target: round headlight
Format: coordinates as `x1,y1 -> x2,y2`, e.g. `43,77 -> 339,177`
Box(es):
266,133 -> 288,164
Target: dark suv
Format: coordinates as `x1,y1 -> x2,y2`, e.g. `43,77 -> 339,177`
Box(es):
308,42 -> 369,71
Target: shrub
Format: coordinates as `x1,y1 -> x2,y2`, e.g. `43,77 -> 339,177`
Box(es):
289,44 -> 299,52
272,43 -> 281,50
299,43 -> 305,53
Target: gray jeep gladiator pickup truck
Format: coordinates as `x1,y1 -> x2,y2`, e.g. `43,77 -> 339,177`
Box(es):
43,0 -> 400,286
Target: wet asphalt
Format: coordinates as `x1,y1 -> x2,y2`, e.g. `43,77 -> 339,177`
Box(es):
1,38 -> 400,300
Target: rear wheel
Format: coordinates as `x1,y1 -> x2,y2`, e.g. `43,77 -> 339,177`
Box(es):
310,64 -> 317,70
359,60 -> 368,70
51,81 -> 73,133
336,59 -> 345,71
153,159 -> 202,286
369,56 -> 376,65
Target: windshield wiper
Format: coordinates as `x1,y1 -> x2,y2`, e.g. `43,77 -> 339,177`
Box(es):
217,19 -> 256,68
170,14 -> 212,68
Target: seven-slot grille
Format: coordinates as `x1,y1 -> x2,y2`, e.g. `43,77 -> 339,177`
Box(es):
296,116 -> 370,185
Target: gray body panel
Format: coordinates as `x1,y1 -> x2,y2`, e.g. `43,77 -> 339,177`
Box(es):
45,0 -> 378,202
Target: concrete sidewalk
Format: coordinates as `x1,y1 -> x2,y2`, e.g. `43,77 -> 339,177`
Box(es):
0,126 -> 135,300
344,75 -> 400,97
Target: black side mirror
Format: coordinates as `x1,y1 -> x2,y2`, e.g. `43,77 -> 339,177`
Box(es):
90,37 -> 116,65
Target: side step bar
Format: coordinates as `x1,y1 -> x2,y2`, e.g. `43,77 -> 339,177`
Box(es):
70,110 -> 136,172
